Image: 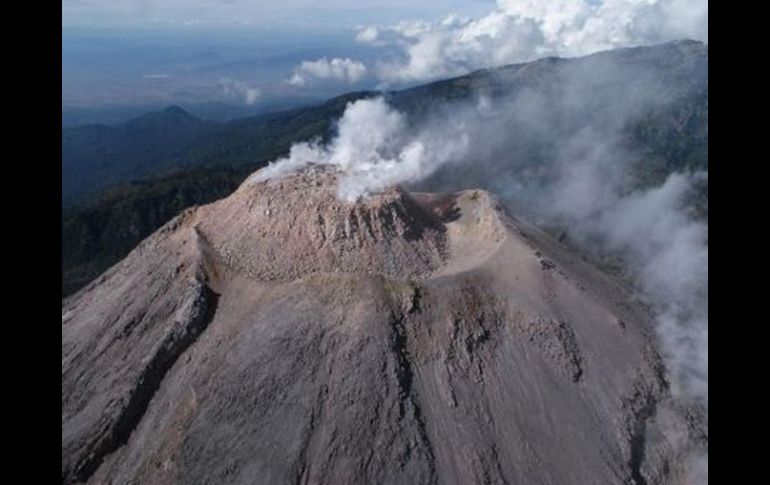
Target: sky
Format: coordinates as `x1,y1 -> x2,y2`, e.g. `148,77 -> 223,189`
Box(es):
62,0 -> 496,30
62,0 -> 707,114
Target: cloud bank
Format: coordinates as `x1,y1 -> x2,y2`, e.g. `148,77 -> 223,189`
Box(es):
357,0 -> 708,83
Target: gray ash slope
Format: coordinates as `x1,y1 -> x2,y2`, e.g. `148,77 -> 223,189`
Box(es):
62,167 -> 705,485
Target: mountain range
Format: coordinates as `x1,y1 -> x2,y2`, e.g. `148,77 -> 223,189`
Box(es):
61,40 -> 707,297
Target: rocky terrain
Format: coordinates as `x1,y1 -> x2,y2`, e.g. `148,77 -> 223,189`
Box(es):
62,166 -> 705,484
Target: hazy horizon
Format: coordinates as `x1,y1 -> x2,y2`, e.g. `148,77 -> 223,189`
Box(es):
63,0 -> 707,123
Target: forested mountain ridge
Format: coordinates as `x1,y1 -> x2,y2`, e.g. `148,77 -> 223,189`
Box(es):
62,40 -> 707,297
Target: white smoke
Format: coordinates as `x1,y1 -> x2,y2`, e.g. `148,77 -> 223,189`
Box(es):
358,0 -> 708,83
219,77 -> 261,105
252,97 -> 469,201
287,57 -> 368,87
605,177 -> 708,482
549,155 -> 709,402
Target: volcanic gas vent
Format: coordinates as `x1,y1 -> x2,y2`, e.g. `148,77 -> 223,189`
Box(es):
195,166 -> 449,281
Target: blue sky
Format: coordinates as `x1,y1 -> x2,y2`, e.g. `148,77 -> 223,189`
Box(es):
62,0 -> 496,30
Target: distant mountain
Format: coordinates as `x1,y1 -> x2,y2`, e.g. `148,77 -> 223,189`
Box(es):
62,106 -> 218,206
62,40 -> 707,297
62,99 -> 323,128
62,95 -> 372,208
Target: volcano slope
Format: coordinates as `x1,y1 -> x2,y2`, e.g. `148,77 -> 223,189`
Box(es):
62,166 -> 704,485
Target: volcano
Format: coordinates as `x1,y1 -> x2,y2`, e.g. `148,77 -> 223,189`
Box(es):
62,166 -> 704,484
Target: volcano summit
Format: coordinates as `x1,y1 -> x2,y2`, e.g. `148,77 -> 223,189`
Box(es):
62,166 -> 705,485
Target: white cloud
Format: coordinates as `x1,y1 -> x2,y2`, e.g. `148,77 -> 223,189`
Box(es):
354,25 -> 381,43
219,77 -> 261,105
287,57 -> 368,87
359,0 -> 708,83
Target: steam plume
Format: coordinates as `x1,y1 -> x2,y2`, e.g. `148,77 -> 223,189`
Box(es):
252,97 -> 469,201
255,40 -> 707,480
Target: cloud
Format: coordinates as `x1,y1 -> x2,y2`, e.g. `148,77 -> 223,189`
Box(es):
358,0 -> 708,83
219,77 -> 261,105
354,25 -> 381,44
287,57 -> 368,87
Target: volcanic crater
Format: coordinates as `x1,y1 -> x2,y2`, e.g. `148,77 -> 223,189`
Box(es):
62,165 -> 705,485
